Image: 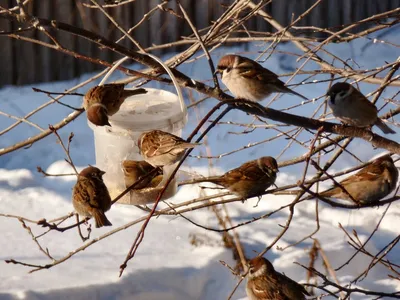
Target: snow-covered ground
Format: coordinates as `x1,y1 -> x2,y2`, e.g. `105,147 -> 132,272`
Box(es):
0,25 -> 400,299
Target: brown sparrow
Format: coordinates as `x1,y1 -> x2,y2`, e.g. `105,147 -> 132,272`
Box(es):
83,83 -> 147,126
327,82 -> 395,134
138,130 -> 200,167
190,156 -> 278,201
246,256 -> 310,300
72,166 -> 112,228
215,55 -> 307,101
316,154 -> 398,204
122,160 -> 163,189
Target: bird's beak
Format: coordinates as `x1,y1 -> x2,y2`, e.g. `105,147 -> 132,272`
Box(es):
100,170 -> 106,176
214,69 -> 221,75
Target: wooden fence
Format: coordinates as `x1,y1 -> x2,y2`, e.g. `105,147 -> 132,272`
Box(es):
0,0 -> 398,86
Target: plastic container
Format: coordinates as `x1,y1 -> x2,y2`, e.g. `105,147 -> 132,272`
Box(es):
88,88 -> 187,205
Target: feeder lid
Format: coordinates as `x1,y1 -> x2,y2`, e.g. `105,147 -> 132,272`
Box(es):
92,88 -> 187,133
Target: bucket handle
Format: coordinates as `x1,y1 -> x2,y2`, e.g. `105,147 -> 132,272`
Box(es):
145,53 -> 186,115
99,56 -> 130,86
99,55 -> 186,115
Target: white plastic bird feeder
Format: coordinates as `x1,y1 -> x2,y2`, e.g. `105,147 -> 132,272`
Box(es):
88,88 -> 187,204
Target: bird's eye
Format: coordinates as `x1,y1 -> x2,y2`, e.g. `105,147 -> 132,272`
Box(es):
338,91 -> 346,97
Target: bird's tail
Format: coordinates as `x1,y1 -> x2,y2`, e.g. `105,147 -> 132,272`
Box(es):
375,118 -> 395,134
300,188 -> 336,201
319,188 -> 337,198
288,88 -> 308,101
122,88 -> 148,98
179,142 -> 201,149
92,210 -> 112,228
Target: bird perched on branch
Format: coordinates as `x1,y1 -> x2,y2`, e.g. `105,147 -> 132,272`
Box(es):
215,55 -> 307,101
326,82 -> 395,134
314,154 -> 398,205
246,256 -> 310,300
189,156 -> 279,201
138,130 -> 200,167
83,83 -> 147,126
122,160 -> 163,189
72,166 -> 112,228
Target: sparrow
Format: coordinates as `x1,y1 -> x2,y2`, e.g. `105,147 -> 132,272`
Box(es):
83,83 -> 147,126
326,82 -> 395,134
316,154 -> 398,205
122,160 -> 163,189
189,156 -> 279,201
72,166 -> 112,228
215,55 -> 307,101
246,256 -> 310,300
138,130 -> 200,167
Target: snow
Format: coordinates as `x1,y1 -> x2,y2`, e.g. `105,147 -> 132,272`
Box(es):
0,25 -> 400,299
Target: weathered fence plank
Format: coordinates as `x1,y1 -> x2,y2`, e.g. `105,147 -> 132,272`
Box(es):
0,0 -> 398,86
0,0 -> 13,86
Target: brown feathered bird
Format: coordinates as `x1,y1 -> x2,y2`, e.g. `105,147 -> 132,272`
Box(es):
316,154 -> 398,204
327,82 -> 395,134
72,166 -> 112,228
189,156 -> 279,201
246,257 -> 310,300
138,130 -> 200,167
83,83 -> 147,126
122,160 -> 163,189
215,55 -> 307,101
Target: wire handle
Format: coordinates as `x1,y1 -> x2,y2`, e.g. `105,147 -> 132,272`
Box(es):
99,54 -> 186,115
99,56 -> 130,86
145,53 -> 186,115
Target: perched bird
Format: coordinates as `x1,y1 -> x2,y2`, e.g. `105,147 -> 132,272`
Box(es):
138,130 -> 200,167
246,256 -> 310,300
122,160 -> 163,189
215,55 -> 307,101
326,82 -> 395,134
189,156 -> 279,201
83,83 -> 147,126
316,154 -> 398,205
72,166 -> 112,228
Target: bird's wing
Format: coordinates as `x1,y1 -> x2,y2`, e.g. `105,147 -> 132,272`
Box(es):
101,84 -> 125,110
143,131 -> 184,157
340,163 -> 384,186
239,160 -> 270,180
249,278 -> 288,300
277,273 -> 309,299
74,178 -> 99,208
351,88 -> 378,113
236,59 -> 281,83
